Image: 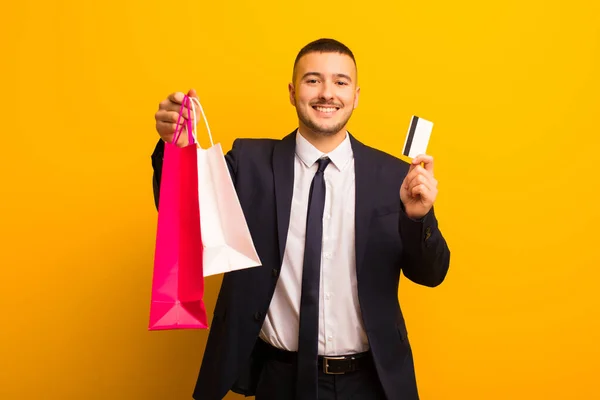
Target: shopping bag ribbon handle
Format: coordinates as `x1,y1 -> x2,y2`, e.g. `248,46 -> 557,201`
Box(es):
188,96 -> 214,148
172,96 -> 194,146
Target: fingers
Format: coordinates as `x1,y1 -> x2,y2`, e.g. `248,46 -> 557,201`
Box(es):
155,119 -> 180,137
165,90 -> 199,109
406,176 -> 436,200
401,155 -> 438,208
159,90 -> 200,120
407,175 -> 438,205
186,89 -> 201,121
404,154 -> 436,191
155,120 -> 190,147
407,171 -> 433,191
404,165 -> 437,192
411,154 -> 434,173
155,109 -> 184,141
167,91 -> 186,105
158,98 -> 192,119
411,183 -> 431,198
155,109 -> 185,125
154,89 -> 199,147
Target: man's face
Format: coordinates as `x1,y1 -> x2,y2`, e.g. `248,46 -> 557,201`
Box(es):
289,52 -> 360,137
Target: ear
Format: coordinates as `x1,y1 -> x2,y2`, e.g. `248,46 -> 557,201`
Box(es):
353,87 -> 360,109
288,83 -> 296,106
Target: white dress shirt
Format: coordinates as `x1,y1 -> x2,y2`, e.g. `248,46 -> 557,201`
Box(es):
259,130 -> 369,356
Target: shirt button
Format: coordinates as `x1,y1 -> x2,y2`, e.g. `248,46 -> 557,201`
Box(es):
324,252 -> 332,259
272,268 -> 279,277
325,293 -> 331,300
324,213 -> 331,220
327,335 -> 333,342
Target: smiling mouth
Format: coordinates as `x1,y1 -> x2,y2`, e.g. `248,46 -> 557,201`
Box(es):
312,105 -> 340,113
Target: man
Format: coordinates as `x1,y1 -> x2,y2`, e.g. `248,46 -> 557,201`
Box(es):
151,38 -> 450,400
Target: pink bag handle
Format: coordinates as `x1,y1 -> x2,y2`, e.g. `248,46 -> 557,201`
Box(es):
172,95 -> 195,146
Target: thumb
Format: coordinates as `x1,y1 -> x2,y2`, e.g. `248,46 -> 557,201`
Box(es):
188,88 -> 198,99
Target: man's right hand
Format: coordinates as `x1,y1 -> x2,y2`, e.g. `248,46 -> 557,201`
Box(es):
155,89 -> 200,147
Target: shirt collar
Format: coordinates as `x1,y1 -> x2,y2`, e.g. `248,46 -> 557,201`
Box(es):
295,129 -> 353,171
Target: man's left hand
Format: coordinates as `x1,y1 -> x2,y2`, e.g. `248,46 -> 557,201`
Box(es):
400,155 -> 438,219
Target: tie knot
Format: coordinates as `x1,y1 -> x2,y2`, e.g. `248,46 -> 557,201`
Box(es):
316,157 -> 331,173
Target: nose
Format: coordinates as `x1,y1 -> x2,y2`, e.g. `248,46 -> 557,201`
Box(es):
319,80 -> 334,102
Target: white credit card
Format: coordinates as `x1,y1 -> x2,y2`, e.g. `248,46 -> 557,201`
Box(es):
402,116 -> 434,158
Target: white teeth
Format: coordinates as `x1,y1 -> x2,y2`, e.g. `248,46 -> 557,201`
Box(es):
315,106 -> 337,113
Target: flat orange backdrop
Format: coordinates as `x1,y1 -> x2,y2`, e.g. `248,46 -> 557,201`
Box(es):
1,1 -> 599,399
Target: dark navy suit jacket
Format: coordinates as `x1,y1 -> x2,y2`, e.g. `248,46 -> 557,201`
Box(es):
150,131 -> 451,400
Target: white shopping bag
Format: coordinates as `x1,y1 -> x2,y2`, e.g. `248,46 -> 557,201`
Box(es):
189,97 -> 262,276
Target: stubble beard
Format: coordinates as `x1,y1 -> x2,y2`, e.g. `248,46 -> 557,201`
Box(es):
297,106 -> 353,137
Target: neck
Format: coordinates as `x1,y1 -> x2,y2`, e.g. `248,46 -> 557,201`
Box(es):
297,125 -> 347,153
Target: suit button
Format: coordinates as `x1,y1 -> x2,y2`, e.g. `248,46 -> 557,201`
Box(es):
272,268 -> 279,277
254,312 -> 263,321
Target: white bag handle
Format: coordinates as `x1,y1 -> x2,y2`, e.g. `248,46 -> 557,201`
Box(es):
188,96 -> 214,148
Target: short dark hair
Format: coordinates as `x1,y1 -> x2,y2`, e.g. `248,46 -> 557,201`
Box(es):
293,38 -> 356,81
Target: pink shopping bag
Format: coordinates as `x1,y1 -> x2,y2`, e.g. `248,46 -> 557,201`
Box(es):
149,95 -> 208,330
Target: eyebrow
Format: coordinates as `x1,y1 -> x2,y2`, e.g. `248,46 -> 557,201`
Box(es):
301,72 -> 353,83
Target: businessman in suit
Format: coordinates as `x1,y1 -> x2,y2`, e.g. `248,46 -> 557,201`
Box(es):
151,38 -> 450,399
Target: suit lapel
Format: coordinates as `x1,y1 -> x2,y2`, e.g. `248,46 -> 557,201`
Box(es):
351,134 -> 378,277
273,131 -> 297,265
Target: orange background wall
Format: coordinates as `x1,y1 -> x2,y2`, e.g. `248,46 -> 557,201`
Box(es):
1,0 -> 599,399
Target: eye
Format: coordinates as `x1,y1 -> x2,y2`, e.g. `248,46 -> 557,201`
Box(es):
306,79 -> 319,84
336,81 -> 349,86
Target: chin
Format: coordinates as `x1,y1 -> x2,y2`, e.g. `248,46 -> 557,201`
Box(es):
298,111 -> 349,137
311,131 -> 336,137
315,127 -> 342,137
304,121 -> 341,136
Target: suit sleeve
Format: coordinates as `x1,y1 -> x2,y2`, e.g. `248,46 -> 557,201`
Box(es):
151,139 -> 165,210
224,139 -> 241,187
398,204 -> 450,287
150,139 -> 241,210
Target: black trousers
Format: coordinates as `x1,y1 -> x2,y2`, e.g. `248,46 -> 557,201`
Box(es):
254,348 -> 387,400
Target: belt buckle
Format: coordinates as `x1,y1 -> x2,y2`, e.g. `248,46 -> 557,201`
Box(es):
323,356 -> 346,375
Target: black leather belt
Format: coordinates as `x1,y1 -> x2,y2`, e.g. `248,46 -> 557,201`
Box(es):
319,354 -> 371,374
258,339 -> 372,375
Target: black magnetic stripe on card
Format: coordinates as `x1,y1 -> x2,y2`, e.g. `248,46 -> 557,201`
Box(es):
403,116 -> 419,156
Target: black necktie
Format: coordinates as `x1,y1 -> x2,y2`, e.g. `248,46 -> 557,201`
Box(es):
296,157 -> 331,400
